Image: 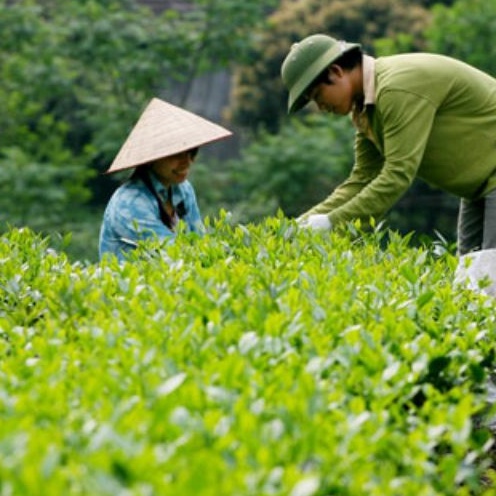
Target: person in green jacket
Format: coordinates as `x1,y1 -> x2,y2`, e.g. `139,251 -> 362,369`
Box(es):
280,33 -> 496,255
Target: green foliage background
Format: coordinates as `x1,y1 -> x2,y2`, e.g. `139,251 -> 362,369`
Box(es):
1,222 -> 496,494
194,114 -> 355,221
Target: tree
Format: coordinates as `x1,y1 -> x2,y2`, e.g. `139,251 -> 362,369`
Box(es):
170,0 -> 278,106
425,0 -> 496,76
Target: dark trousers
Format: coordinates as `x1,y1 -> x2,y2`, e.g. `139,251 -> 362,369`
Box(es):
457,188 -> 496,255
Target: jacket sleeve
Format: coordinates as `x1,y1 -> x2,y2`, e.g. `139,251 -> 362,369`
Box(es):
309,90 -> 438,226
303,131 -> 384,217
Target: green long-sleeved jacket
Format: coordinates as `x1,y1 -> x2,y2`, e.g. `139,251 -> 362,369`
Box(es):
307,53 -> 496,226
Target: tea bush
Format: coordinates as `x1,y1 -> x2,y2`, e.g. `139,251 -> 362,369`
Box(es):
1,217 -> 495,495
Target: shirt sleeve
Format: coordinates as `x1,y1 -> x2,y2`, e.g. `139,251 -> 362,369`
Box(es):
310,90 -> 438,226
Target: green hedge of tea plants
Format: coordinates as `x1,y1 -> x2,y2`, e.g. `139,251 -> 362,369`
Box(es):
1,217 -> 495,495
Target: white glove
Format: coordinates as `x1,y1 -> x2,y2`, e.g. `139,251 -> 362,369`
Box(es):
297,214 -> 332,231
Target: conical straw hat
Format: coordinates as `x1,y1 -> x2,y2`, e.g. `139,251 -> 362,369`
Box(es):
105,97 -> 233,174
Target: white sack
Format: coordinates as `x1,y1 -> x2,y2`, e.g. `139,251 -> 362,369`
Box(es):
455,249 -> 496,297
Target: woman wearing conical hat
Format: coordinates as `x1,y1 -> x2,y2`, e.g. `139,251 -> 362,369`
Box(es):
99,98 -> 232,261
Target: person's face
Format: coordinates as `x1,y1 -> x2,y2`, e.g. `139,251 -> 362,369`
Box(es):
151,150 -> 196,186
307,65 -> 354,115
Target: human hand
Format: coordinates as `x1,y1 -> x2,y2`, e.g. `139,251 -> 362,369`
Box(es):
297,214 -> 332,231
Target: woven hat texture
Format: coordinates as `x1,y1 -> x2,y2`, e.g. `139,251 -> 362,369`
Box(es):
106,97 -> 232,173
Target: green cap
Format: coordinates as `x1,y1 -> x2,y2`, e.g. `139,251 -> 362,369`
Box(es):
281,34 -> 360,113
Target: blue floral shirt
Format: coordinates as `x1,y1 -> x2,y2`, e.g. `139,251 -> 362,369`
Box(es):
99,170 -> 204,261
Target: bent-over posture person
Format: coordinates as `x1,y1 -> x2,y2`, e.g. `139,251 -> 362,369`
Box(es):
280,34 -> 496,255
99,97 -> 232,261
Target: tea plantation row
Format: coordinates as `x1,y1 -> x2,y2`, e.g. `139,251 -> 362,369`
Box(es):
0,216 -> 495,495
